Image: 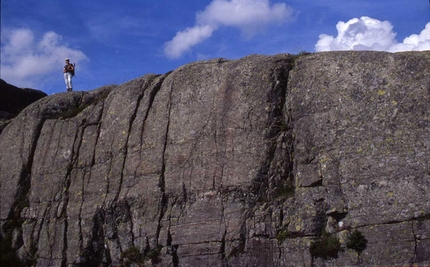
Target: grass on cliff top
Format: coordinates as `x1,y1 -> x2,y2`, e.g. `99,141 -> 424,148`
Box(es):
291,51 -> 312,69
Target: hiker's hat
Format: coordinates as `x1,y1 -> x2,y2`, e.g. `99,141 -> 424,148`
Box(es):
65,58 -> 70,61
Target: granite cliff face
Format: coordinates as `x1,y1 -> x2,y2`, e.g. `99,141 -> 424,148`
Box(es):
0,51 -> 429,266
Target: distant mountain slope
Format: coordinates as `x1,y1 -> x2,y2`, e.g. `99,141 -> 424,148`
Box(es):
0,79 -> 47,133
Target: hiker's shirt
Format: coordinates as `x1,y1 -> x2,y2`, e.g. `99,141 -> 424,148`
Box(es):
63,64 -> 74,74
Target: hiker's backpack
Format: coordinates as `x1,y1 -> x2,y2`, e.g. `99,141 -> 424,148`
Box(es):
71,63 -> 75,76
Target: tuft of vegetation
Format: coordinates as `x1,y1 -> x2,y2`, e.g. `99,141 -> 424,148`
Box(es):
276,230 -> 290,243
145,246 -> 162,263
309,232 -> 341,259
121,246 -> 143,264
296,50 -> 312,57
120,245 -> 162,264
273,185 -> 295,199
291,51 -> 312,69
60,89 -> 111,120
60,104 -> 89,119
346,230 -> 368,254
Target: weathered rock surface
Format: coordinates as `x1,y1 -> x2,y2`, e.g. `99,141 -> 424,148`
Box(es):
0,51 -> 429,266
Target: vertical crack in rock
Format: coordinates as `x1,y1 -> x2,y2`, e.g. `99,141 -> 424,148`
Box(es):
59,117 -> 88,266
180,116 -> 212,189
219,194 -> 229,266
9,118 -> 45,220
138,73 -> 170,148
34,204 -> 49,263
410,217 -> 430,264
166,203 -> 179,267
216,94 -> 228,190
252,62 -> 293,200
91,108 -> 104,167
217,76 -> 233,189
33,120 -> 62,264
156,79 -> 174,249
77,169 -> 89,258
3,118 -> 46,264
411,220 -> 418,264
105,75 -> 166,216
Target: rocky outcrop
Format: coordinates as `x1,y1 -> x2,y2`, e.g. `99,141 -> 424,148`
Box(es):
0,79 -> 47,133
0,51 -> 429,266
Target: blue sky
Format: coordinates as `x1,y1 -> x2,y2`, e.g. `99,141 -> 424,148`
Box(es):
1,0 -> 429,95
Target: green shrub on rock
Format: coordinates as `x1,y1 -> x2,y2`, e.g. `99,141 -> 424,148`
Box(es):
346,230 -> 368,254
309,232 -> 341,259
121,246 -> 143,264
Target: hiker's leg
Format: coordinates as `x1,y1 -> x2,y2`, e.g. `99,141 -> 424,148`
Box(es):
64,73 -> 69,90
64,73 -> 73,91
68,74 -> 73,91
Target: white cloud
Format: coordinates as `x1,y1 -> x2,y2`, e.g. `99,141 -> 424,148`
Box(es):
1,28 -> 88,89
315,16 -> 430,52
164,0 -> 294,59
164,25 -> 215,59
389,22 -> 430,52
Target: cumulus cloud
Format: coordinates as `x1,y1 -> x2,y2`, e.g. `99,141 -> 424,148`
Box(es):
315,16 -> 430,52
389,22 -> 430,52
164,26 -> 215,59
164,0 -> 294,59
1,28 -> 88,88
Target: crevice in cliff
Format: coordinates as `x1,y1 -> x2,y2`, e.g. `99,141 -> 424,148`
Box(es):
90,99 -> 106,168
31,120 -> 64,265
359,214 -> 430,228
78,207 -> 110,266
217,76 -> 234,189
114,81 -> 148,205
138,73 -> 170,148
180,115 -> 213,189
60,117 -> 90,265
8,118 -> 45,219
166,229 -> 179,267
219,193 -> 228,266
220,228 -> 228,266
252,61 -> 294,201
411,220 -> 418,264
411,216 -> 430,264
155,78 -> 174,249
2,118 -> 46,265
33,206 -> 49,264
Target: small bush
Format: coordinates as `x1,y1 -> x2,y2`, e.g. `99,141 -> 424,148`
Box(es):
291,51 -> 312,68
296,51 -> 312,57
309,232 -> 341,259
276,230 -> 290,243
145,246 -> 161,263
121,245 -> 162,264
346,230 -> 368,254
121,246 -> 143,264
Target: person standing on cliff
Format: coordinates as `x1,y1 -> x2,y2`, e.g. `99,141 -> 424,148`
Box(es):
63,58 -> 75,91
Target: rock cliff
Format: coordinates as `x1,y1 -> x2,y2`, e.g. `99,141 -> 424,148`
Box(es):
0,51 -> 429,266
